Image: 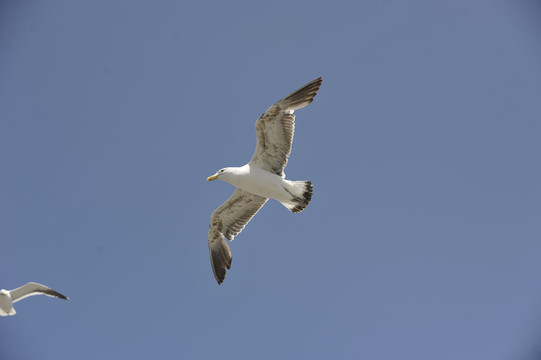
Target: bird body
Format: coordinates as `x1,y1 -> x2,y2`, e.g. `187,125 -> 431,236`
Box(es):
213,164 -> 303,207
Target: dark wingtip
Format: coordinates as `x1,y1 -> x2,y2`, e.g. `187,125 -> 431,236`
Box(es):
212,258 -> 230,285
213,265 -> 226,285
48,289 -> 70,300
210,235 -> 233,285
216,274 -> 225,285
280,77 -> 323,110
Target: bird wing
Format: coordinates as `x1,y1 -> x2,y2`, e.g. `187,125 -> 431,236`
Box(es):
250,77 -> 322,176
10,282 -> 69,303
208,188 -> 268,284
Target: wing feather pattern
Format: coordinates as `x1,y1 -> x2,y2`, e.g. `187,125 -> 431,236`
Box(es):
250,77 -> 322,175
208,189 -> 268,284
10,282 -> 69,303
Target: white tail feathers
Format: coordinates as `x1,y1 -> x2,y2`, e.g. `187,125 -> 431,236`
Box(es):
280,180 -> 313,213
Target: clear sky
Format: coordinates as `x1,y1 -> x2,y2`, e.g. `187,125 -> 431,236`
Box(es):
1,1 -> 540,359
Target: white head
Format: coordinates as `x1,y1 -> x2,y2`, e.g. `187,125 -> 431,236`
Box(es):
206,167 -> 238,183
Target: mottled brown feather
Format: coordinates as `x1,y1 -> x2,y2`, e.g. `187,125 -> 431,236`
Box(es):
208,189 -> 268,284
250,77 -> 322,175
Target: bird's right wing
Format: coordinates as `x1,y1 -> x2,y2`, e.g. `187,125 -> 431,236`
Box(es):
10,282 -> 69,303
250,77 -> 322,176
208,188 -> 268,284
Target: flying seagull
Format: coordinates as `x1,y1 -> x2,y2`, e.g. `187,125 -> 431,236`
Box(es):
0,282 -> 69,316
207,77 -> 322,284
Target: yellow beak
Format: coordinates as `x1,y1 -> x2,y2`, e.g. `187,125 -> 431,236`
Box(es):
207,174 -> 219,181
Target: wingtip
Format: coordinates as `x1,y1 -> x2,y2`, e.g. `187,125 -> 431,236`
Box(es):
214,269 -> 227,285
213,257 -> 231,285
279,77 -> 323,111
209,233 -> 233,285
308,76 -> 323,87
53,292 -> 70,301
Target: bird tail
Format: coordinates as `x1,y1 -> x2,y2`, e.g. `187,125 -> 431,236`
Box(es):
280,180 -> 313,213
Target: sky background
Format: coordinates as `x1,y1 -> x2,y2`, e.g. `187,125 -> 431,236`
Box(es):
1,1 -> 540,359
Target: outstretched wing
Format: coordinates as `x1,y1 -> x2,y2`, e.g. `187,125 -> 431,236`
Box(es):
250,77 -> 322,176
10,282 -> 69,303
208,188 -> 268,284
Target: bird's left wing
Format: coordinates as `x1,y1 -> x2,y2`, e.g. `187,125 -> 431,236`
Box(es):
208,188 -> 268,284
10,282 -> 69,303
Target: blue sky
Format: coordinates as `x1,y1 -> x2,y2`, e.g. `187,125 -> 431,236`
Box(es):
1,1 -> 540,359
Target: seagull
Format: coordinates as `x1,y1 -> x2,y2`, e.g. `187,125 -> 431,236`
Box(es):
207,77 -> 322,284
0,282 -> 69,316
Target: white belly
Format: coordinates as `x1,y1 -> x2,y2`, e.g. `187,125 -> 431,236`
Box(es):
230,165 -> 289,200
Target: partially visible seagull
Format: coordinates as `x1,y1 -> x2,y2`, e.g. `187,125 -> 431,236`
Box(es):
207,77 -> 323,284
0,282 -> 69,316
